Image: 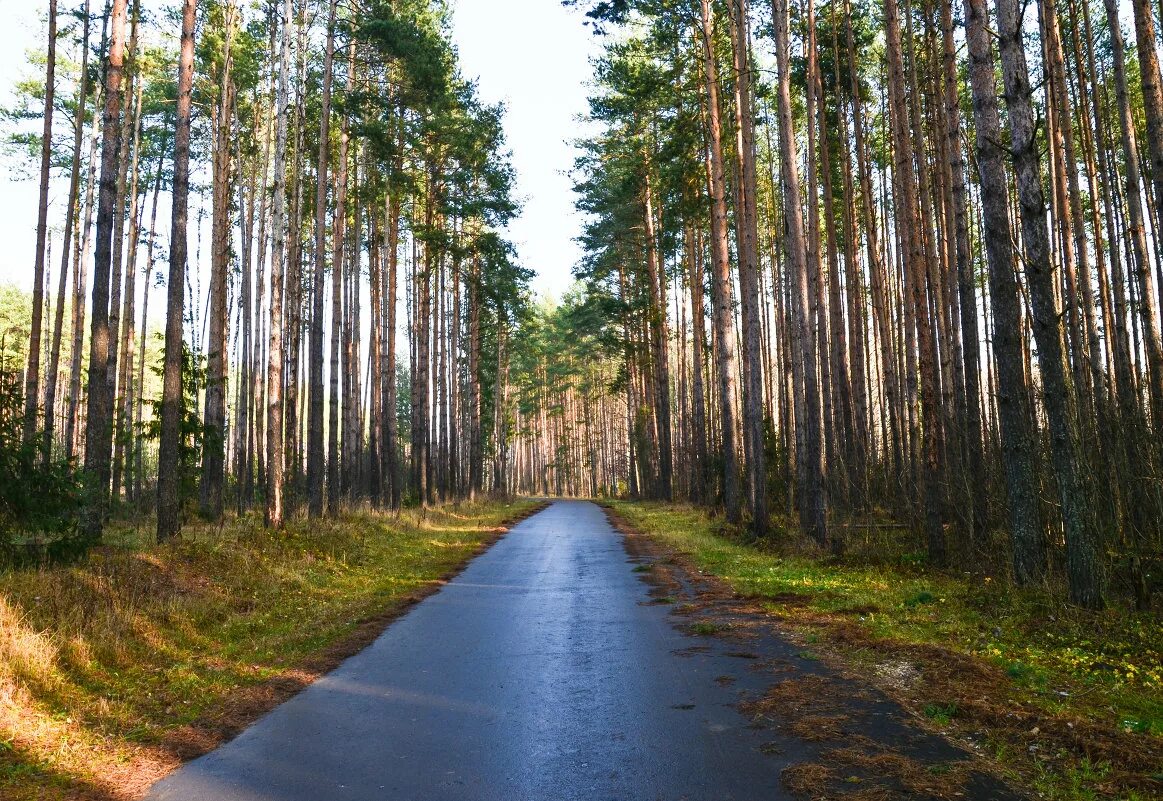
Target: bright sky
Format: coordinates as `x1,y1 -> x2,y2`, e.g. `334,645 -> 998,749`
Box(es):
0,2 -> 46,291
0,0 -> 601,300
450,0 -> 600,299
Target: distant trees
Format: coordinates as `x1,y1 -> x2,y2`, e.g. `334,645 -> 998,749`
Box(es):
549,0 -> 1163,608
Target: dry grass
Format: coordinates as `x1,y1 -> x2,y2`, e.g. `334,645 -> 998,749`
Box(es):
0,499 -> 541,800
781,762 -> 834,796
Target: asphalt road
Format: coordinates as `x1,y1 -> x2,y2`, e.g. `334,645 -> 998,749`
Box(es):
145,501 -> 805,800
144,500 -> 1019,801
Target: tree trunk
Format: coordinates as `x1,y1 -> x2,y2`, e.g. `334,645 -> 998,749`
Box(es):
698,0 -> 742,523
884,0 -> 944,564
43,0 -> 90,463
771,0 -> 827,545
307,0 -> 337,518
964,0 -> 1045,582
156,0 -> 196,543
81,0 -> 128,541
199,5 -> 234,522
265,0 -> 293,528
728,0 -> 767,533
994,0 -> 1103,607
24,0 -> 58,444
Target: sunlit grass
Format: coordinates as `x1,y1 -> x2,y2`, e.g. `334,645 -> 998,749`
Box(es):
0,499 -> 538,800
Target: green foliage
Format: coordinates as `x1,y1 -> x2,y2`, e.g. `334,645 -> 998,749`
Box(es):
903,589 -> 936,607
922,701 -> 959,725
0,369 -> 84,563
143,341 -> 204,519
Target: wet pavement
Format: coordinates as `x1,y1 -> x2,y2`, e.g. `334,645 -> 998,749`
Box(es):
145,500 -> 1020,801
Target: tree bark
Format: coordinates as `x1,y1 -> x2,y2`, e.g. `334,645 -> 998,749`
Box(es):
156,0 -> 196,542
771,0 -> 827,545
81,0 -> 128,541
698,0 -> 742,523
994,0 -> 1103,607
307,0 -> 337,518
265,0 -> 293,528
964,0 -> 1045,582
24,0 -> 58,444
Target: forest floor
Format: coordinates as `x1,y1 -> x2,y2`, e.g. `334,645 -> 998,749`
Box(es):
606,501 -> 1162,801
0,498 -> 543,801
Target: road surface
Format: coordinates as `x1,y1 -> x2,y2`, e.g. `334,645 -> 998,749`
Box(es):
145,500 -> 1016,801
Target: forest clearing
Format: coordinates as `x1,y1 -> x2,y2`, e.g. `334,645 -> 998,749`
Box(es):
0,0 -> 1160,798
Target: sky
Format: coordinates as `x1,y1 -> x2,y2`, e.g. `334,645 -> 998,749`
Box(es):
0,0 -> 602,301
450,0 -> 601,299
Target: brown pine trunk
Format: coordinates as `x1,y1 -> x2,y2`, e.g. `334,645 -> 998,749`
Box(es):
685,220 -> 710,504
24,0 -> 58,444
156,0 -> 196,543
81,0 -> 128,541
265,0 -> 293,528
771,0 -> 827,545
885,0 -> 945,564
728,0 -> 767,533
307,0 -> 337,518
384,184 -> 401,509
698,0 -> 742,523
964,0 -> 1045,582
43,0 -> 90,463
328,58 -> 352,515
994,0 -> 1102,607
469,249 -> 483,499
642,166 -> 673,500
199,5 -> 235,522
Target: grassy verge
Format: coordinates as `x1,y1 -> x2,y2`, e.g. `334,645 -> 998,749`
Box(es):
608,501 -> 1162,801
0,498 -> 541,801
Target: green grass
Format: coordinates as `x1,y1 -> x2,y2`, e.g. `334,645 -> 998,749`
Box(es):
609,500 -> 1162,800
0,499 -> 538,800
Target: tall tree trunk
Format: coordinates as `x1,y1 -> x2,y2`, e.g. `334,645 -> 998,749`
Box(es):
885,0 -> 945,564
964,0 -> 1045,582
1129,0 -> 1163,433
200,5 -> 235,522
642,165 -> 673,500
729,0 -> 767,533
328,60 -> 352,515
265,0 -> 293,528
686,220 -> 709,504
384,185 -> 401,509
156,0 -> 196,543
112,76 -> 144,501
81,0 -> 128,541
469,250 -> 483,500
994,0 -> 1103,607
941,0 -> 985,545
307,0 -> 337,518
43,0 -> 90,463
698,0 -> 742,523
771,0 -> 827,545
24,0 -> 58,444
